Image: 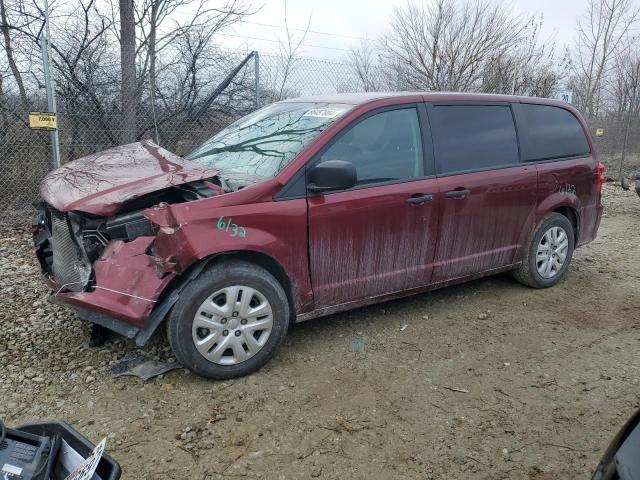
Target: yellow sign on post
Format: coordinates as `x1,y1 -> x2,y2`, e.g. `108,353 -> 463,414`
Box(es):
28,112 -> 57,130
595,127 -> 605,137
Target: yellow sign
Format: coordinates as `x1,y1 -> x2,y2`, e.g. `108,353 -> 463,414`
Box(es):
595,127 -> 604,137
28,112 -> 57,130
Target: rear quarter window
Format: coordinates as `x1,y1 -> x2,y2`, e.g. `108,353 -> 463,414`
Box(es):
516,104 -> 590,162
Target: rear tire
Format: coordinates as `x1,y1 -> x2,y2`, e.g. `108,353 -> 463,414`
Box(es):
512,213 -> 575,288
167,260 -> 289,379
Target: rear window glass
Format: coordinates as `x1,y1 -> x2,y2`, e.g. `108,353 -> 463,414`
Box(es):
518,104 -> 590,161
430,105 -> 519,175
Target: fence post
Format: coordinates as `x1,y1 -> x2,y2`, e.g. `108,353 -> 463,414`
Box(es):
120,0 -> 137,145
618,93 -> 634,184
41,0 -> 60,169
254,50 -> 260,109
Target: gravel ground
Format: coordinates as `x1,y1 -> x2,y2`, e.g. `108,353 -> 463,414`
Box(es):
1,183 -> 639,479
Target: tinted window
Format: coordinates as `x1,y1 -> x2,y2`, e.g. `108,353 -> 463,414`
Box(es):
319,108 -> 423,186
430,105 -> 519,175
518,104 -> 590,161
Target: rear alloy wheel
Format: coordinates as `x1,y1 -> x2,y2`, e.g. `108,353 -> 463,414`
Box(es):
513,213 -> 575,288
535,226 -> 570,279
168,261 -> 289,379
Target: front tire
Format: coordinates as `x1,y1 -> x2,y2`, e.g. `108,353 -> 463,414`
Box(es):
513,213 -> 575,288
167,260 -> 290,379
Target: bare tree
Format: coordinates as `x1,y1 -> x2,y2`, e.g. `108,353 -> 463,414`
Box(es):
11,0 -> 120,157
349,40 -> 383,92
0,0 -> 28,107
149,25 -> 247,143
571,0 -> 640,119
611,38 -> 640,120
481,17 -> 568,97
133,0 -> 252,103
611,35 -> 640,181
378,0 -> 530,92
274,0 -> 311,100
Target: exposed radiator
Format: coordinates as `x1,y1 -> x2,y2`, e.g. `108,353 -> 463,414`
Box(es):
49,209 -> 91,292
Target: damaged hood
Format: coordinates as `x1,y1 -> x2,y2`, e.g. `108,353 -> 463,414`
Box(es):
40,140 -> 220,216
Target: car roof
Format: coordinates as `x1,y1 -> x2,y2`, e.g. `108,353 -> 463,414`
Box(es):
280,91 -> 562,106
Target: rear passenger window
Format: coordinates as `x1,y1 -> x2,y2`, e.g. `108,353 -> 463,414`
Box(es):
320,108 -> 424,186
429,105 -> 519,175
517,104 -> 590,161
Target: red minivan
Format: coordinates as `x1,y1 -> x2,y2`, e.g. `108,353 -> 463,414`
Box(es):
33,92 -> 604,378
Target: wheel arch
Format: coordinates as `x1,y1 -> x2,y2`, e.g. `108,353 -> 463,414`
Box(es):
136,249 -> 297,346
515,201 -> 580,266
552,205 -> 580,245
536,192 -> 582,246
206,250 -> 296,320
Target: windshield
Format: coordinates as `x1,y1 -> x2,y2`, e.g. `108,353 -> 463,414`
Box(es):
186,102 -> 352,179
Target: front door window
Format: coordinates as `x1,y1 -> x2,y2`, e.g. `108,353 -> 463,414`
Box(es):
319,107 -> 424,186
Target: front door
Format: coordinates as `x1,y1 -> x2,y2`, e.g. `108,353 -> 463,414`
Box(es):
427,103 -> 538,281
307,106 -> 440,309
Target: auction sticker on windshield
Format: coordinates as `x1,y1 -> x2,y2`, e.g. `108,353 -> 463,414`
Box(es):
303,107 -> 347,118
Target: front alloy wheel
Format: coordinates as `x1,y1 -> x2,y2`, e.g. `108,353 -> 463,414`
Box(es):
167,260 -> 290,379
192,286 -> 274,365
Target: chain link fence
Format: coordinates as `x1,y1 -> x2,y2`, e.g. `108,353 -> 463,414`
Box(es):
0,52 -> 377,225
1,50 -> 638,226
587,119 -> 640,181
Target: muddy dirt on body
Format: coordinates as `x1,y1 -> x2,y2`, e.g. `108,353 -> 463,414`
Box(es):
1,184 -> 639,479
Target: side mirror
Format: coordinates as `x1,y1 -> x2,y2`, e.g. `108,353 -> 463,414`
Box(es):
308,160 -> 357,193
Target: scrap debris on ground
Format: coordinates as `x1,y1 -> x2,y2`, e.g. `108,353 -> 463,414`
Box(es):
111,354 -> 183,381
1,183 -> 639,479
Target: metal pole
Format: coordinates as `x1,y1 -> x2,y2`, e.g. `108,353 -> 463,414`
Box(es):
193,50 -> 256,124
41,0 -> 60,169
254,51 -> 260,109
618,88 -> 636,184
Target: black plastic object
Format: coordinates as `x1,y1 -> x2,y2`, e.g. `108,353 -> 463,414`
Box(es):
111,354 -> 182,381
15,422 -> 121,480
0,421 -> 52,479
308,160 -> 357,193
104,210 -> 154,241
592,408 -> 640,480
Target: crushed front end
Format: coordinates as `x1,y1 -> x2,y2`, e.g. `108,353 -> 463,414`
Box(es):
33,176 -> 228,343
30,140 -> 259,344
33,202 -> 175,335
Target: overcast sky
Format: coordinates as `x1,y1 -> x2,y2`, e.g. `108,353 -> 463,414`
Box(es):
204,0 -> 587,61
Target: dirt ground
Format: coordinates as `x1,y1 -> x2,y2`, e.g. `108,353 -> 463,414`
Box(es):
1,183 -> 639,479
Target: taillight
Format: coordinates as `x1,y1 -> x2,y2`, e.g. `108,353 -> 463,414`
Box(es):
597,162 -> 605,193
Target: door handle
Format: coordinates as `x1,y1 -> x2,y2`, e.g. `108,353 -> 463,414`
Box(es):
445,188 -> 471,199
406,194 -> 434,204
